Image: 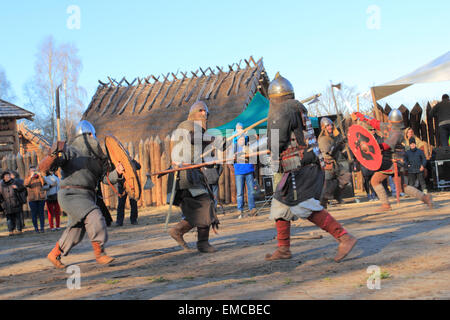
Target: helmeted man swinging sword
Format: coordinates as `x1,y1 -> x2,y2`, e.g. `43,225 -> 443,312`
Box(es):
352,110 -> 433,211
42,120 -> 125,268
265,73 -> 357,262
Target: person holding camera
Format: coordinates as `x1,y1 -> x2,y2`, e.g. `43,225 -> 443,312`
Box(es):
24,165 -> 47,233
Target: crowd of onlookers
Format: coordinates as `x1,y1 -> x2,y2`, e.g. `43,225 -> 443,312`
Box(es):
0,166 -> 62,236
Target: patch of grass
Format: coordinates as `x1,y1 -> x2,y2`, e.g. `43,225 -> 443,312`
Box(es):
148,276 -> 170,283
323,277 -> 332,281
380,271 -> 391,279
182,276 -> 195,281
283,278 -> 293,285
104,279 -> 120,285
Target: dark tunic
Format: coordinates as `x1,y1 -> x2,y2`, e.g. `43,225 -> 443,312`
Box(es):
56,134 -> 123,228
267,98 -> 324,206
169,120 -> 219,228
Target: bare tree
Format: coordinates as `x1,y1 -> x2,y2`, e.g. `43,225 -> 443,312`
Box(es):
23,36 -> 86,142
0,67 -> 16,101
311,83 -> 372,117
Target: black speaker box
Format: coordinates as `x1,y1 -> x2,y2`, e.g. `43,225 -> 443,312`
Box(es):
262,176 -> 274,197
435,147 -> 450,160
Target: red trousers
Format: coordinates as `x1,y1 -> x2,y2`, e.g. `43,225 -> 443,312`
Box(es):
47,200 -> 61,229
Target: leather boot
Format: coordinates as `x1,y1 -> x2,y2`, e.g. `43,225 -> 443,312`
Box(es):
422,194 -> 433,209
196,227 -> 216,253
91,241 -> 114,265
334,233 -> 357,262
169,220 -> 194,251
376,203 -> 392,212
47,242 -> 65,269
265,246 -> 292,261
308,210 -> 357,262
265,220 -> 292,261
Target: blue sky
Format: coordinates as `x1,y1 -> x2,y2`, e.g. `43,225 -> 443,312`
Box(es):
1,0 -> 449,110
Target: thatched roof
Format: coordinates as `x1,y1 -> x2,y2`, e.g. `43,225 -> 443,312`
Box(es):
17,122 -> 50,148
0,99 -> 34,120
82,57 -> 269,144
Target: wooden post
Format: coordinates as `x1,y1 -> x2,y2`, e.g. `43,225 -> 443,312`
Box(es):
230,165 -> 236,204
149,136 -> 157,206
161,151 -> 168,206
224,163 -> 230,204
370,87 -> 382,121
16,153 -> 25,179
144,138 -> 152,207
218,151 -> 225,203
154,136 -> 162,206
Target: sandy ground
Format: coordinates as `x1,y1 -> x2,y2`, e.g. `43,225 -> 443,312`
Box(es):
0,191 -> 449,300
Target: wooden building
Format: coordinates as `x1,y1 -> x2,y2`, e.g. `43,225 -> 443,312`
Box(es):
17,122 -> 50,155
0,99 -> 34,159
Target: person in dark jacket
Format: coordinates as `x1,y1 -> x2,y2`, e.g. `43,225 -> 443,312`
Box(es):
404,138 -> 427,193
116,160 -> 141,226
430,94 -> 450,147
0,171 -> 27,236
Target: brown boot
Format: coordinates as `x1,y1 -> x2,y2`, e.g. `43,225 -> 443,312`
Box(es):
265,246 -> 292,261
196,227 -> 216,253
422,194 -> 433,209
334,233 -> 357,262
249,208 -> 258,217
376,203 -> 392,212
47,242 -> 65,269
169,220 -> 194,251
265,219 -> 291,261
91,241 -> 114,265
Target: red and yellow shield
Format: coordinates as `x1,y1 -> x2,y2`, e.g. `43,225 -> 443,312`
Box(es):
347,125 -> 382,171
105,135 -> 141,200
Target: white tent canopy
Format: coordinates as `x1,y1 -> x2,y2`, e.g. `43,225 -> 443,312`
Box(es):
371,51 -> 450,101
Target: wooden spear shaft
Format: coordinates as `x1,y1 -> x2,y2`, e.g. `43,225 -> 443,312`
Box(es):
152,150 -> 270,177
330,85 -> 353,161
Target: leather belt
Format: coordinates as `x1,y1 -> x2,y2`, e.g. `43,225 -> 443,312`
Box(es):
60,186 -> 95,192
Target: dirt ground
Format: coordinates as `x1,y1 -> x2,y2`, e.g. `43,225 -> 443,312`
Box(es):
0,191 -> 449,300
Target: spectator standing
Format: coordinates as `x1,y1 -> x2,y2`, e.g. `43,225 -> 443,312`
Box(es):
0,171 -> 27,236
9,170 -> 26,229
404,138 -> 428,193
232,123 -> 257,218
430,94 -> 450,147
116,160 -> 141,226
43,171 -> 61,231
24,166 -> 47,233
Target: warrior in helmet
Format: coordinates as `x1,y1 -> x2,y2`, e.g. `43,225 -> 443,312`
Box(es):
45,120 -> 125,268
352,110 -> 433,211
168,101 -> 219,253
265,73 -> 357,262
318,117 -> 352,207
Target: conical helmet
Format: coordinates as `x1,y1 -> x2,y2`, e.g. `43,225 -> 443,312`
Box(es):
388,109 -> 404,128
75,120 -> 96,138
320,117 -> 333,130
268,72 -> 294,99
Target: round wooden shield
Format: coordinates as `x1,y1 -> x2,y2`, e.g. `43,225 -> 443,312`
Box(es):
105,135 -> 141,200
347,125 -> 382,171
